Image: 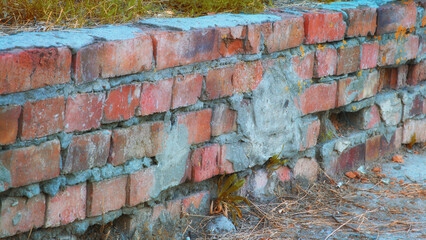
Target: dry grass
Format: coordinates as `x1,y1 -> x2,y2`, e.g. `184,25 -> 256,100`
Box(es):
186,157 -> 426,239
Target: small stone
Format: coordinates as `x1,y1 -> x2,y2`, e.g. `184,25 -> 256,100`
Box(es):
205,215 -> 236,234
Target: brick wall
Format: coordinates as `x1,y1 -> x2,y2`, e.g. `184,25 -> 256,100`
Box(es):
0,0 -> 425,238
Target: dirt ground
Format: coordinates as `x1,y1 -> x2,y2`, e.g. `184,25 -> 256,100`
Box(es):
186,144 -> 426,240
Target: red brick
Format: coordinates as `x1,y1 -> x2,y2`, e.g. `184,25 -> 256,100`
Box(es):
0,140 -> 60,189
336,45 -> 361,75
275,166 -> 291,182
403,119 -> 426,143
232,61 -> 263,93
366,135 -> 381,162
182,191 -> 209,213
302,10 -> 346,44
65,92 -> 105,132
0,47 -> 71,95
109,121 -> 165,166
292,51 -> 315,80
360,42 -> 379,69
365,105 -> 381,129
176,109 -> 212,145
172,74 -> 203,109
0,105 -> 21,145
297,82 -> 337,114
190,144 -> 221,182
344,7 -> 377,37
407,60 -> 426,85
73,36 -> 153,84
0,195 -> 46,238
21,96 -> 65,140
407,94 -> 424,118
313,47 -> 337,78
377,2 -> 417,35
127,168 -> 154,207
87,176 -> 127,217
247,24 -> 263,54
63,130 -> 111,173
103,84 -> 141,123
378,35 -> 419,67
202,66 -> 234,100
139,79 -> 173,116
211,104 -> 237,137
45,183 -> 86,227
300,118 -> 320,151
379,66 -> 408,90
262,12 -> 305,52
151,29 -> 220,70
293,158 -> 319,182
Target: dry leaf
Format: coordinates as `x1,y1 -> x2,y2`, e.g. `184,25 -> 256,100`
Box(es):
392,155 -> 404,163
372,167 -> 381,173
345,172 -> 356,179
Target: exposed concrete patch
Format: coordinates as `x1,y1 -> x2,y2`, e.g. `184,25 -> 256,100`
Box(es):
139,13 -> 281,31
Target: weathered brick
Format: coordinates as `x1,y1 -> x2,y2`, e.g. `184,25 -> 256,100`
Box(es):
0,47 -> 71,95
63,130 -> 111,173
336,44 -> 361,75
407,60 -> 426,85
21,96 -> 65,140
402,119 -> 426,143
337,77 -> 356,107
292,51 -> 315,80
300,117 -> 320,151
218,26 -> 246,56
275,166 -> 291,182
45,183 -> 86,227
202,66 -> 234,100
103,84 -> 141,123
313,46 -> 337,78
211,104 -> 237,137
182,191 -> 209,213
151,199 -> 182,221
139,79 -> 173,116
172,74 -> 203,109
381,128 -> 403,156
297,82 -> 337,114
351,105 -> 381,130
0,105 -> 21,145
378,35 -> 419,67
402,93 -> 424,120
359,69 -> 380,100
176,109 -> 212,145
109,121 -> 165,166
0,140 -> 60,189
65,92 -> 105,132
73,36 -> 153,84
333,144 -> 366,174
127,168 -> 154,207
302,9 -> 346,44
360,42 -> 379,69
151,29 -> 220,70
262,12 -> 305,52
232,61 -> 263,93
218,145 -> 234,174
377,2 -> 417,35
366,135 -> 381,162
293,158 -> 319,182
344,7 -> 377,37
379,66 -> 408,90
190,144 -> 221,182
87,176 -> 127,217
0,195 -> 46,238
377,94 -> 403,126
